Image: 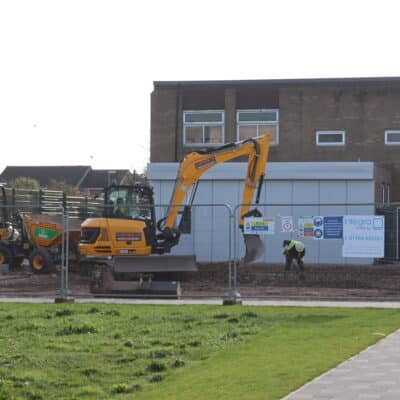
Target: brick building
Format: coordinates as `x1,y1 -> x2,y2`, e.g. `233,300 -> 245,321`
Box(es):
151,77 -> 400,201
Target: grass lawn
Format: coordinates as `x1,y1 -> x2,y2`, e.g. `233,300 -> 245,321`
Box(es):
0,303 -> 399,399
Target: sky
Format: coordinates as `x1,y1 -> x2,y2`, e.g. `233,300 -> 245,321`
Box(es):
1,0 -> 400,174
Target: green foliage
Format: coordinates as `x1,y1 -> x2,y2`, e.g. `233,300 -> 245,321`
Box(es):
10,176 -> 40,190
47,179 -> 80,196
54,308 -> 74,317
172,359 -> 185,368
149,375 -> 164,383
110,383 -> 129,394
57,322 -> 98,335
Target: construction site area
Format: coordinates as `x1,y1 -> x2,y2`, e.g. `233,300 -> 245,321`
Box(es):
1,133 -> 400,302
2,262 -> 400,301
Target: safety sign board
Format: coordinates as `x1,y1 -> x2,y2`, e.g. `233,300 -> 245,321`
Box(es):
313,216 -> 324,240
323,216 -> 343,239
281,216 -> 294,233
342,215 -> 384,258
298,216 -> 343,240
244,217 -> 275,235
298,216 -> 315,238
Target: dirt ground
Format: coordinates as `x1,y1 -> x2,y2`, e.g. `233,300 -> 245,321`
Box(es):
1,263 -> 400,300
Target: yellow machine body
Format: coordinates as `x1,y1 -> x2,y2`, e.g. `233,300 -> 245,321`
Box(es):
79,217 -> 152,257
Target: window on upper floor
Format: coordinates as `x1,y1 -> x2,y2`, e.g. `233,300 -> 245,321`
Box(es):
183,110 -> 224,146
385,130 -> 400,145
316,130 -> 345,146
236,109 -> 279,145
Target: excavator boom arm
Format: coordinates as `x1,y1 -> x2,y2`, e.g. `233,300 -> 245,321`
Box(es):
163,134 -> 271,230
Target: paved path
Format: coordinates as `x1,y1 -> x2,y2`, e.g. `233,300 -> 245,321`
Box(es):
282,329 -> 400,400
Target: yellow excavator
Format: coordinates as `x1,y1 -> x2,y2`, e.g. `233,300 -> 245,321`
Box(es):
79,133 -> 270,294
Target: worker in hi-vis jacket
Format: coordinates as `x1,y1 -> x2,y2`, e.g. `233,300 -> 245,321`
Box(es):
282,239 -> 305,280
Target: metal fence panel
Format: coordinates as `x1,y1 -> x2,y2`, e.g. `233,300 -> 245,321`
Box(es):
2,199 -> 400,302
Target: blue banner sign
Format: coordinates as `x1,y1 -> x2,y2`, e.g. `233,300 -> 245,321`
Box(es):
323,216 -> 343,239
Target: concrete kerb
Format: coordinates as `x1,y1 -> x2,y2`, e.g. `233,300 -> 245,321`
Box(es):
2,297 -> 400,308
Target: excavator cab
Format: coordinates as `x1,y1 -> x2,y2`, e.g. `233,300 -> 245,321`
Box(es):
104,185 -> 154,221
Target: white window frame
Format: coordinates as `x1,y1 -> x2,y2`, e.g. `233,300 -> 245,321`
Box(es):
183,110 -> 225,147
316,130 -> 346,146
236,109 -> 279,145
385,130 -> 400,145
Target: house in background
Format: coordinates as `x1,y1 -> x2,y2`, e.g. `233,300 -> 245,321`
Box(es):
79,169 -> 144,196
0,166 -> 136,195
0,166 -> 92,188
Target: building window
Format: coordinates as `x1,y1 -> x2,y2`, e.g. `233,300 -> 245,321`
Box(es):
316,130 -> 345,146
237,109 -> 279,145
385,130 -> 400,145
183,110 -> 224,146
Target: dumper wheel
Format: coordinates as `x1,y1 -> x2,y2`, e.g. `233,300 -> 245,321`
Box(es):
0,243 -> 12,268
29,249 -> 53,274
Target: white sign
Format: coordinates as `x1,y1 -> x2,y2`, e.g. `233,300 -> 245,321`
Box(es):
244,217 -> 275,235
281,216 -> 294,233
342,215 -> 385,258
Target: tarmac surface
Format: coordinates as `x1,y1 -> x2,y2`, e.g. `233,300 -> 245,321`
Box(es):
282,328 -> 400,400
1,296 -> 400,399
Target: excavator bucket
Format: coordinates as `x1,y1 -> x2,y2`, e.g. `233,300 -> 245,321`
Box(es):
243,234 -> 265,263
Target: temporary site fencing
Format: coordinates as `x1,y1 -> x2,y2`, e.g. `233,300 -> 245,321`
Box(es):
1,195 -> 400,301
0,187 -> 104,218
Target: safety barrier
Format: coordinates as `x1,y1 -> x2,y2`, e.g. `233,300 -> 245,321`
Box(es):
0,202 -> 399,302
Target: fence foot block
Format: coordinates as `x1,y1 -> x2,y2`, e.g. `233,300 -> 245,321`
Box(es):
222,292 -> 243,305
54,296 -> 75,303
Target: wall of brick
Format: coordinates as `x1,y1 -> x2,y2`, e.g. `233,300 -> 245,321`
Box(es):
150,87 -> 178,162
278,84 -> 400,198
151,79 -> 400,198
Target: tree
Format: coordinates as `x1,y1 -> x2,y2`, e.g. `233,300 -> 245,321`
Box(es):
10,176 -> 40,190
47,179 -> 81,196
